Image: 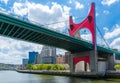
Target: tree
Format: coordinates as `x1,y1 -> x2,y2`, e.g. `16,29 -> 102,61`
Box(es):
47,64 -> 52,70
36,64 -> 44,70
32,65 -> 37,70
26,64 -> 32,70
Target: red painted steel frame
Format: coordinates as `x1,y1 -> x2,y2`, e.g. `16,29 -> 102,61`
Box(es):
69,2 -> 96,49
73,56 -> 90,64
69,2 -> 96,64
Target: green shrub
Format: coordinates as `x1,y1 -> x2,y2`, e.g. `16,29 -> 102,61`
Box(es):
114,64 -> 120,70
32,65 -> 37,70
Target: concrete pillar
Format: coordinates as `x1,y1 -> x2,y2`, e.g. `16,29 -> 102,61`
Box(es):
90,50 -> 98,73
107,53 -> 115,70
69,54 -> 75,73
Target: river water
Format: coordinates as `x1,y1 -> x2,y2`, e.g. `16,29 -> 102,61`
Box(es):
0,70 -> 120,83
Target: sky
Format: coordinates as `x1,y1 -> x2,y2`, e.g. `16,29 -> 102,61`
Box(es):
0,0 -> 120,64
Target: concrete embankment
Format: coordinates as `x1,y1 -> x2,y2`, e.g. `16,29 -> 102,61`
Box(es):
17,70 -> 71,76
16,70 -> 120,78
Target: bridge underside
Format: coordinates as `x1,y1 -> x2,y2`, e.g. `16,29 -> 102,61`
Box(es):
0,13 -> 120,56
0,13 -> 93,53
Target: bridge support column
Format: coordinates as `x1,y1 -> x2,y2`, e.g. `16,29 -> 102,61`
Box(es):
69,50 -> 98,74
90,50 -> 98,73
107,54 -> 115,70
69,54 -> 75,73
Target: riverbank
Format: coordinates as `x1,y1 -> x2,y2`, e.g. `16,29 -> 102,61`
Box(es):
16,70 -> 120,78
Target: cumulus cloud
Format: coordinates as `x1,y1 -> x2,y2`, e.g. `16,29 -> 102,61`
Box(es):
75,1 -> 84,10
0,36 -> 42,64
110,37 -> 120,50
101,0 -> 119,6
79,29 -> 92,42
0,1 -> 71,64
103,27 -> 109,32
12,1 -> 71,31
81,34 -> 92,42
12,2 -> 28,16
103,24 -> 120,50
104,24 -> 120,39
68,0 -> 84,10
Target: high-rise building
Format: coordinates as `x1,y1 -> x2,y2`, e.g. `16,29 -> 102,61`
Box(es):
35,54 -> 41,64
40,56 -> 56,64
40,46 -> 56,57
36,46 -> 56,64
28,51 -> 38,64
22,59 -> 28,69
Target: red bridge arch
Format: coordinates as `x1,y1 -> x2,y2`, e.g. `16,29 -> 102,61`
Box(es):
69,2 -> 96,65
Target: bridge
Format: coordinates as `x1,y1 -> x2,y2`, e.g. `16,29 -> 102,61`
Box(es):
0,2 -> 120,76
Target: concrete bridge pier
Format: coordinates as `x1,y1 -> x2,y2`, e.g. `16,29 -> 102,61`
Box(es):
69,50 -> 98,75
107,53 -> 115,71
89,50 -> 98,73
69,54 -> 75,73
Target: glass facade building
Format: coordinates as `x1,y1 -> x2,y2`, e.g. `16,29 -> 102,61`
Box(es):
28,51 -> 38,64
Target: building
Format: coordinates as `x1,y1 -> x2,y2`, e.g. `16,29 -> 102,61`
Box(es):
56,54 -> 65,64
28,51 -> 38,64
36,46 -> 56,64
56,52 -> 70,64
22,59 -> 28,69
65,52 -> 70,64
40,56 -> 56,64
35,54 -> 41,64
40,46 -> 56,57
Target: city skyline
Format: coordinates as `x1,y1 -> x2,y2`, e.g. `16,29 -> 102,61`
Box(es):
0,0 -> 120,64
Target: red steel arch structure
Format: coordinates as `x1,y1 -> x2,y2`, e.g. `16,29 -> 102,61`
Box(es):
69,2 -> 96,65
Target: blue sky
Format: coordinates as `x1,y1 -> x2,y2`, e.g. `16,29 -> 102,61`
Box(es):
0,0 -> 120,64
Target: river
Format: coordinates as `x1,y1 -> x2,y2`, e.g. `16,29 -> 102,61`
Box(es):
0,70 -> 120,83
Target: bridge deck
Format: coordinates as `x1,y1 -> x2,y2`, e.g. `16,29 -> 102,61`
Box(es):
0,12 -> 120,55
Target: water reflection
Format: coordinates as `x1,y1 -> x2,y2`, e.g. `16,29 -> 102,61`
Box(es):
0,71 -> 120,83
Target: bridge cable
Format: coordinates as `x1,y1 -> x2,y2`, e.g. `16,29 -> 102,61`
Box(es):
41,16 -> 85,26
96,25 -> 110,48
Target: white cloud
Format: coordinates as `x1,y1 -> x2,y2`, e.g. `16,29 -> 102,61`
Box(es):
0,1 -> 71,64
0,36 -> 42,64
110,37 -> 120,50
12,2 -> 70,31
104,24 -> 120,39
101,0 -> 119,6
0,0 -> 9,4
103,27 -> 109,32
75,1 -> 84,10
104,25 -> 120,50
68,0 -> 84,10
12,2 -> 28,16
81,34 -> 92,42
